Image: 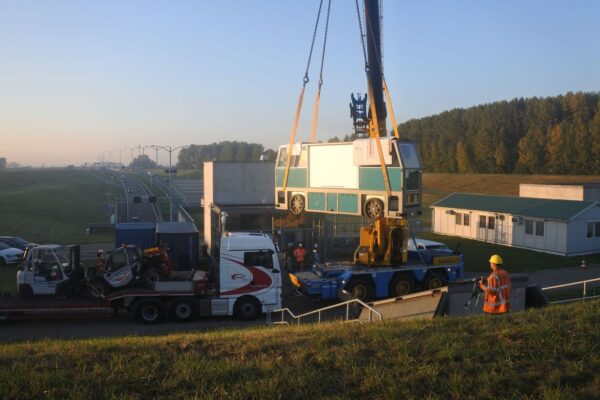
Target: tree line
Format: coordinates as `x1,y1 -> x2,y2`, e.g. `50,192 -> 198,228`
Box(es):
398,92 -> 600,174
176,141 -> 276,169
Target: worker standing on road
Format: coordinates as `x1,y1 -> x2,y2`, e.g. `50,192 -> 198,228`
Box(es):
479,254 -> 512,314
293,243 -> 307,271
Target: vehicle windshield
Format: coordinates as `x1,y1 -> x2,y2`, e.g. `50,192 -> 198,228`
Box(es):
0,242 -> 10,250
427,245 -> 450,251
54,247 -> 71,271
10,237 -> 28,246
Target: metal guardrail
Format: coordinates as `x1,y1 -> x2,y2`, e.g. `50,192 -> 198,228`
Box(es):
267,299 -> 383,325
542,277 -> 600,304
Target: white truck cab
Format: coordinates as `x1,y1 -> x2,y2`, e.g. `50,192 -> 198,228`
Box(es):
214,232 -> 282,319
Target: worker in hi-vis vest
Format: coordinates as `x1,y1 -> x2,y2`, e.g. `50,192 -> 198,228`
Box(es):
479,254 -> 512,314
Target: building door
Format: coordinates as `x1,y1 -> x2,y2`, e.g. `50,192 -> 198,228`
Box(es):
477,215 -> 488,241
495,216 -> 507,244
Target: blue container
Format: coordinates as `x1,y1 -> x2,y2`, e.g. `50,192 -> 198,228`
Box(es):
155,222 -> 199,271
115,222 -> 156,250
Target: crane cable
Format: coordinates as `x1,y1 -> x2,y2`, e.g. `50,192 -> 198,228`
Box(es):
310,0 -> 332,143
282,0 -> 325,193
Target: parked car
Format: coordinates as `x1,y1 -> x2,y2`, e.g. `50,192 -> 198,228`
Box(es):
0,242 -> 24,267
0,236 -> 36,251
407,238 -> 454,254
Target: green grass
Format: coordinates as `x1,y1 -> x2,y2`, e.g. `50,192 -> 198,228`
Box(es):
0,169 -> 120,244
0,300 -> 598,399
422,232 -> 600,272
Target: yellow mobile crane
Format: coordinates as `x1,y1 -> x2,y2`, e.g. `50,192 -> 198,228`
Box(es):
280,1 -> 463,300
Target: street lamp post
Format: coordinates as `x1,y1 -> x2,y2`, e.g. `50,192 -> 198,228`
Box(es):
154,145 -> 188,222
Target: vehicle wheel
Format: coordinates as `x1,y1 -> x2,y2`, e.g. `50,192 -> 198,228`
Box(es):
390,274 -> 415,297
141,267 -> 162,289
170,298 -> 196,322
346,278 -> 374,302
89,280 -> 111,299
423,271 -> 447,290
19,284 -> 33,298
289,194 -> 305,215
234,296 -> 261,321
364,198 -> 384,220
135,299 -> 165,324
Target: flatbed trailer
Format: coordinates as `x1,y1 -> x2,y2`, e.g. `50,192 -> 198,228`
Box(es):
289,253 -> 464,301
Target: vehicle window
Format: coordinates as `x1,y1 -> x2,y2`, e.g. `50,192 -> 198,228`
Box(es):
126,248 -> 141,263
0,242 -> 9,250
36,250 -> 61,281
244,251 -> 274,269
428,245 -> 449,251
398,142 -> 420,169
405,170 -> 420,191
108,250 -> 129,272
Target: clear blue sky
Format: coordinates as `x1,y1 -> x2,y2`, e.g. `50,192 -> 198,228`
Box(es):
1,0 -> 599,166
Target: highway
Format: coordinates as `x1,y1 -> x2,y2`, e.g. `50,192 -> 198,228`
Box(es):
114,171 -> 162,223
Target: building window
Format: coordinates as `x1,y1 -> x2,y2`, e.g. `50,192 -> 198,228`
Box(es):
535,221 -> 544,237
588,222 -> 600,238
487,216 -> 495,230
479,215 -> 486,229
525,220 -> 534,235
596,223 -> 600,238
464,214 -> 470,226
455,213 -> 462,225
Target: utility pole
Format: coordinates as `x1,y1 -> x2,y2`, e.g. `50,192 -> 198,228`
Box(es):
154,145 -> 188,221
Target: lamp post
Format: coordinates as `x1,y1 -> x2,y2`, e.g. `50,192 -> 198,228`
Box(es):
149,145 -> 161,185
154,145 -> 188,221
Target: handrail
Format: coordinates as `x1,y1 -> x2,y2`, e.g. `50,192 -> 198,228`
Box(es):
542,277 -> 600,304
269,298 -> 383,326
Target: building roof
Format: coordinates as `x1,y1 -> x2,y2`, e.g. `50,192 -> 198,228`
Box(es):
432,193 -> 597,221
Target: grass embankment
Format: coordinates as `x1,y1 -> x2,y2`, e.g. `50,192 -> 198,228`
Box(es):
0,169 -> 120,244
1,300 -> 598,399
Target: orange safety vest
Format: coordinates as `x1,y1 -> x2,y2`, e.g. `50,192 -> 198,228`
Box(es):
293,247 -> 306,262
481,269 -> 512,314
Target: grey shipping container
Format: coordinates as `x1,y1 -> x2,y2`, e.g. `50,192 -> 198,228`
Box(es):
156,222 -> 199,271
115,222 -> 156,250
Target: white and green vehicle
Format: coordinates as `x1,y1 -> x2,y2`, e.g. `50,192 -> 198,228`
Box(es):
275,138 -> 422,220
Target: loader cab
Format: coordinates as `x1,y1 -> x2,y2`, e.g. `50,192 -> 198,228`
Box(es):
96,246 -> 141,289
18,245 -> 74,296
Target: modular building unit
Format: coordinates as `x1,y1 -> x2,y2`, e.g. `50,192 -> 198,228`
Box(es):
432,193 -> 600,256
115,222 -> 156,250
275,138 -> 422,220
156,222 -> 200,270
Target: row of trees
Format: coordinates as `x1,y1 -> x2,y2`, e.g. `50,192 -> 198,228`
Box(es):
0,157 -> 6,169
398,92 -> 600,174
176,141 -> 276,169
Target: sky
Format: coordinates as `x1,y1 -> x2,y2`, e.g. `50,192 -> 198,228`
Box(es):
1,0 -> 599,167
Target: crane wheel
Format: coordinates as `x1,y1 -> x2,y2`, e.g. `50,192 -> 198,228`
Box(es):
346,278 -> 374,302
364,198 -> 384,220
289,194 -> 306,215
390,274 -> 415,297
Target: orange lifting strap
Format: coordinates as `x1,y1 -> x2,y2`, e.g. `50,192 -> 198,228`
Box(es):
282,83 -> 307,192
383,79 -> 400,140
367,80 -> 392,199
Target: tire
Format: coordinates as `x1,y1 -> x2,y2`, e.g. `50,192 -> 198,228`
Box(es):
89,280 -> 111,299
170,298 -> 196,323
234,296 -> 261,321
346,278 -> 374,302
423,271 -> 448,291
19,284 -> 33,298
389,274 -> 415,297
135,299 -> 165,324
141,267 -> 162,289
289,194 -> 306,215
364,198 -> 384,220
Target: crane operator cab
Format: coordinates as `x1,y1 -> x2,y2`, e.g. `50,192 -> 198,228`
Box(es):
275,137 -> 422,220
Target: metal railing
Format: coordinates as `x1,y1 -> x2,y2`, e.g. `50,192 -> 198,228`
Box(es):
542,277 -> 600,304
267,298 -> 383,325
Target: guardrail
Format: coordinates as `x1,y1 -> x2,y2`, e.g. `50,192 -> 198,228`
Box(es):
267,298 -> 383,325
541,277 -> 600,304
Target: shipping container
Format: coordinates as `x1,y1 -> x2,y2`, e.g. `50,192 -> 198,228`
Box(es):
115,222 -> 156,250
156,222 -> 199,271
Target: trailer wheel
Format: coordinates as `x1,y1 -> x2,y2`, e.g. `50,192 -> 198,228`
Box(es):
346,278 -> 374,302
364,198 -> 384,220
135,299 -> 165,324
390,274 -> 415,297
170,298 -> 196,322
423,271 -> 448,290
234,296 -> 261,321
141,267 -> 162,289
89,280 -> 110,299
289,194 -> 305,215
